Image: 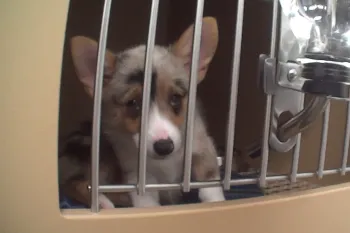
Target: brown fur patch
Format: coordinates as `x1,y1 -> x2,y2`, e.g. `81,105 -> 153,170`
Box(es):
108,86 -> 143,134
61,159 -> 131,208
61,179 -> 91,206
62,179 -> 131,208
105,192 -> 131,206
124,117 -> 140,134
165,95 -> 188,128
155,71 -> 188,129
59,122 -> 131,208
192,154 -> 220,181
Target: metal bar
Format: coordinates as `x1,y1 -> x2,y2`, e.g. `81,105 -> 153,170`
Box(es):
259,0 -> 279,188
341,101 -> 350,175
100,182 -> 225,193
267,173 -> 313,181
223,0 -> 245,190
290,98 -> 305,183
317,102 -> 330,179
100,183 -> 225,193
290,130 -> 302,182
99,168 -> 350,193
138,0 -> 160,195
90,0 -> 113,213
182,0 -> 205,193
322,169 -> 339,175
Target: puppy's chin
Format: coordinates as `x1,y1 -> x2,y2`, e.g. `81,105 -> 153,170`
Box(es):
148,149 -> 178,160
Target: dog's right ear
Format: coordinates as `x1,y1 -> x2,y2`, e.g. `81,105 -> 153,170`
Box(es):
70,36 -> 116,96
171,17 -> 219,84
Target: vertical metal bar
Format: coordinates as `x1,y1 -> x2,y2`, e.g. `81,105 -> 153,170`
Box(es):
183,0 -> 205,193
290,133 -> 301,182
138,0 -> 160,195
90,0 -> 113,213
317,102 -> 330,179
290,98 -> 305,183
341,102 -> 350,175
259,0 -> 279,188
223,0 -> 245,190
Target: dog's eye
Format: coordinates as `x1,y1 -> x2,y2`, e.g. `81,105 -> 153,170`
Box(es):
126,99 -> 138,107
169,94 -> 182,114
125,99 -> 141,119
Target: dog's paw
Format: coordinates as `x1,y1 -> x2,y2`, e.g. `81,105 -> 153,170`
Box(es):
99,194 -> 115,209
199,187 -> 226,202
131,192 -> 161,208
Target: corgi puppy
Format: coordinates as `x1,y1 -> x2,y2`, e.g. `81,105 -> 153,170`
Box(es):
69,17 -> 225,208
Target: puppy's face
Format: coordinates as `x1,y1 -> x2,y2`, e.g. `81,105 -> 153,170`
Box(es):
70,17 -> 219,159
100,45 -> 189,158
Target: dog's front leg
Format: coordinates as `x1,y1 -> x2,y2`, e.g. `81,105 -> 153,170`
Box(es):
130,192 -> 160,208
198,185 -> 225,203
127,174 -> 161,208
192,154 -> 225,203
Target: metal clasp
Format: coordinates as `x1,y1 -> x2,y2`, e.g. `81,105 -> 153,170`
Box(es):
258,54 -> 329,152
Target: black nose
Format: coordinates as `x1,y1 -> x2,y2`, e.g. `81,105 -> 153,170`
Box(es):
153,138 -> 174,156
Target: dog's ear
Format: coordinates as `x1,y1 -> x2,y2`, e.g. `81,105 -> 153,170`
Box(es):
171,17 -> 218,84
70,36 -> 116,96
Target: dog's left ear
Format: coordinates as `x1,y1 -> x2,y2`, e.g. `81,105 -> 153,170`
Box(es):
70,36 -> 117,97
171,17 -> 219,83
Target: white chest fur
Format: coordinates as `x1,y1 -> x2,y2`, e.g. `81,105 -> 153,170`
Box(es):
146,150 -> 184,184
